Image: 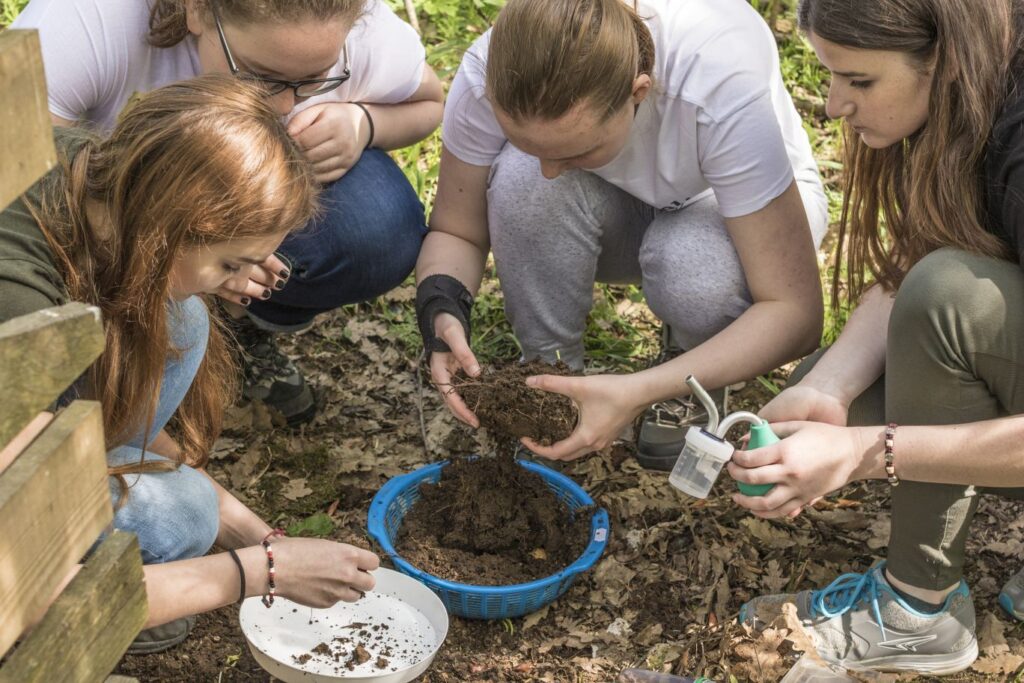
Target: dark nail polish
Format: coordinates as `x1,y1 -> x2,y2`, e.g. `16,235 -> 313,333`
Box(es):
274,280 -> 286,291
240,297 -> 251,306
278,268 -> 291,279
261,288 -> 272,300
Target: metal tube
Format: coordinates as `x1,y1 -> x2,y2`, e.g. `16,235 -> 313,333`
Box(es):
715,411 -> 763,439
685,375 -> 720,434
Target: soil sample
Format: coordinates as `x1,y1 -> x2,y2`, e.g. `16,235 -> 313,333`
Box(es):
452,359 -> 579,445
395,448 -> 593,585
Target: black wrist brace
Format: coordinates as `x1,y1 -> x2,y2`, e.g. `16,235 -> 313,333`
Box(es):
415,274 -> 474,353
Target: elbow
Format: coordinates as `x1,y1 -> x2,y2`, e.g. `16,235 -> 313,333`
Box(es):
797,300 -> 824,357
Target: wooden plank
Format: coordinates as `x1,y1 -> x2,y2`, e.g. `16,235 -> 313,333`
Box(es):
0,302 -> 104,449
0,401 -> 111,656
0,29 -> 57,211
0,531 -> 147,683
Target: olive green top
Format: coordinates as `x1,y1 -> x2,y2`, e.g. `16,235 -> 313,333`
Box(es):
0,128 -> 89,325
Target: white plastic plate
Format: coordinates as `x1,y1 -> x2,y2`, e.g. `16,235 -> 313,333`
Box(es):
239,567 -> 449,683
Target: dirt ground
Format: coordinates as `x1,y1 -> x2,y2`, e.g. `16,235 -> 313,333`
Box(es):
115,285 -> 1024,682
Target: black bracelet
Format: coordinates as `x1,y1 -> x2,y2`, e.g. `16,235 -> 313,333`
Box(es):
227,548 -> 246,604
415,274 -> 474,354
351,102 -> 375,149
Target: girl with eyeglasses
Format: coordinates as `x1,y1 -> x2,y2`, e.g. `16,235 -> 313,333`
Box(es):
12,0 -> 443,426
0,76 -> 379,655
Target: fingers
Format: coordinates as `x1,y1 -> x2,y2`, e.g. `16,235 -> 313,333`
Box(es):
263,253 -> 291,280
729,443 -> 783,469
430,353 -> 479,428
764,421 -> 804,438
522,432 -> 591,462
216,276 -> 275,305
438,319 -> 480,376
524,373 -> 576,398
286,105 -> 327,143
727,462 -> 784,486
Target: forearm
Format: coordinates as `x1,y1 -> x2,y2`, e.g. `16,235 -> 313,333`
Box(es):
415,230 -> 488,295
142,547 -> 269,627
799,285 -> 893,403
200,471 -> 272,549
852,415 -> 1024,488
628,297 -> 821,406
362,99 -> 443,150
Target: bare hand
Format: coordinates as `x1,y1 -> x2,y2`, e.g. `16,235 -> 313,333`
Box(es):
429,312 -> 482,427
288,102 -> 371,183
214,254 -> 290,306
274,538 -> 380,606
759,383 -> 849,426
729,421 -> 863,519
520,373 -> 643,461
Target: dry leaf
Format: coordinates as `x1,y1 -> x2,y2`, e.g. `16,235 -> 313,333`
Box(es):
764,559 -> 787,593
282,477 -> 313,501
742,518 -> 796,549
521,604 -> 550,631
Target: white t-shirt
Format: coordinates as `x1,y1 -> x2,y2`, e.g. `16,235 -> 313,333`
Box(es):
443,0 -> 820,218
12,0 -> 426,132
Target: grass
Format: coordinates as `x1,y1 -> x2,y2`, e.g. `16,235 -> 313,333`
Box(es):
1,0 -> 849,366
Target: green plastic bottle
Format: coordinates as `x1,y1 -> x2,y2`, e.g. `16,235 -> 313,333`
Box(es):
736,422 -> 778,496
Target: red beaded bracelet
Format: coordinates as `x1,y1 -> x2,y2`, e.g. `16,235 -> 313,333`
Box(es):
261,538 -> 277,608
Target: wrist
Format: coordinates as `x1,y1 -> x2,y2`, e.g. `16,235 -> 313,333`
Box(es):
350,102 -> 375,149
850,426 -> 886,482
797,370 -> 855,408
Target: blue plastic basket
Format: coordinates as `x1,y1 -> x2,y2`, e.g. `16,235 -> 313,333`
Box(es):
367,459 -> 610,620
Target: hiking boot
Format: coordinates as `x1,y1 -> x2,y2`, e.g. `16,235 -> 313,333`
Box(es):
635,324 -> 730,471
127,616 -> 195,654
636,387 -> 728,471
225,314 -> 316,426
740,563 -> 978,675
999,567 -> 1024,621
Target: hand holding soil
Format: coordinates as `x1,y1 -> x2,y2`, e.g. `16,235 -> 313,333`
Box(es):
521,371 -> 648,461
272,538 -> 380,607
451,359 -> 578,445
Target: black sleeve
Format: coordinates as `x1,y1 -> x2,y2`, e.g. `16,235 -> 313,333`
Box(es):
987,104 -> 1024,265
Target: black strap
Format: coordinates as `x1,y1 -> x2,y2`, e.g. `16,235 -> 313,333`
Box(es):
415,274 -> 473,354
351,102 -> 375,149
227,548 -> 246,604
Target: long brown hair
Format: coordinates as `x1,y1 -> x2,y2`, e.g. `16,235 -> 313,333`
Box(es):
149,0 -> 366,48
798,0 -> 1024,304
486,0 -> 655,122
28,76 -> 318,478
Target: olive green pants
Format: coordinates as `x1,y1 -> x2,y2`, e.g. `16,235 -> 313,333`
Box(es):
792,248 -> 1024,590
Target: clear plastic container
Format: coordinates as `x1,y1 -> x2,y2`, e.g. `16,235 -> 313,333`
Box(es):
668,427 -> 734,498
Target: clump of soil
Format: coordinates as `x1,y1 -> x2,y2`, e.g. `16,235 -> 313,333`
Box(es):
395,448 -> 593,585
452,359 -> 578,445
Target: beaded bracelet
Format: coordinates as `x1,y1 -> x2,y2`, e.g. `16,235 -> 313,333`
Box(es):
261,538 -> 277,608
884,422 -> 900,487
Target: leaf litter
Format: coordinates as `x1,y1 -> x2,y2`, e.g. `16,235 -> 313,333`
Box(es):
114,303 -> 1024,682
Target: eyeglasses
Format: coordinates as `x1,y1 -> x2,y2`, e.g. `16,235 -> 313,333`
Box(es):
211,2 -> 350,98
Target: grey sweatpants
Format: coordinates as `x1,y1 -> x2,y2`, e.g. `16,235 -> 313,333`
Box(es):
487,144 -> 829,369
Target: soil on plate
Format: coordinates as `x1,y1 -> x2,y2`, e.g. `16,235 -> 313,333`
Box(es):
452,359 -> 578,445
395,448 -> 594,585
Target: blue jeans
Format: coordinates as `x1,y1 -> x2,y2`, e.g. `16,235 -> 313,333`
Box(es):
246,149 -> 427,332
105,296 -> 220,564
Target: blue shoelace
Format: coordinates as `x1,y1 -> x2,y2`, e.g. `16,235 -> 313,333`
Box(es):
808,568 -> 889,640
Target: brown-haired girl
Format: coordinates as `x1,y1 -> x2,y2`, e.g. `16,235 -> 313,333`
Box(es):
0,76 -> 378,654
415,0 -> 828,466
12,0 -> 442,425
735,0 -> 1024,674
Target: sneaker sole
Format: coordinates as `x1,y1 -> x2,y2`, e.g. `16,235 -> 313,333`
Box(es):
826,639 -> 978,676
